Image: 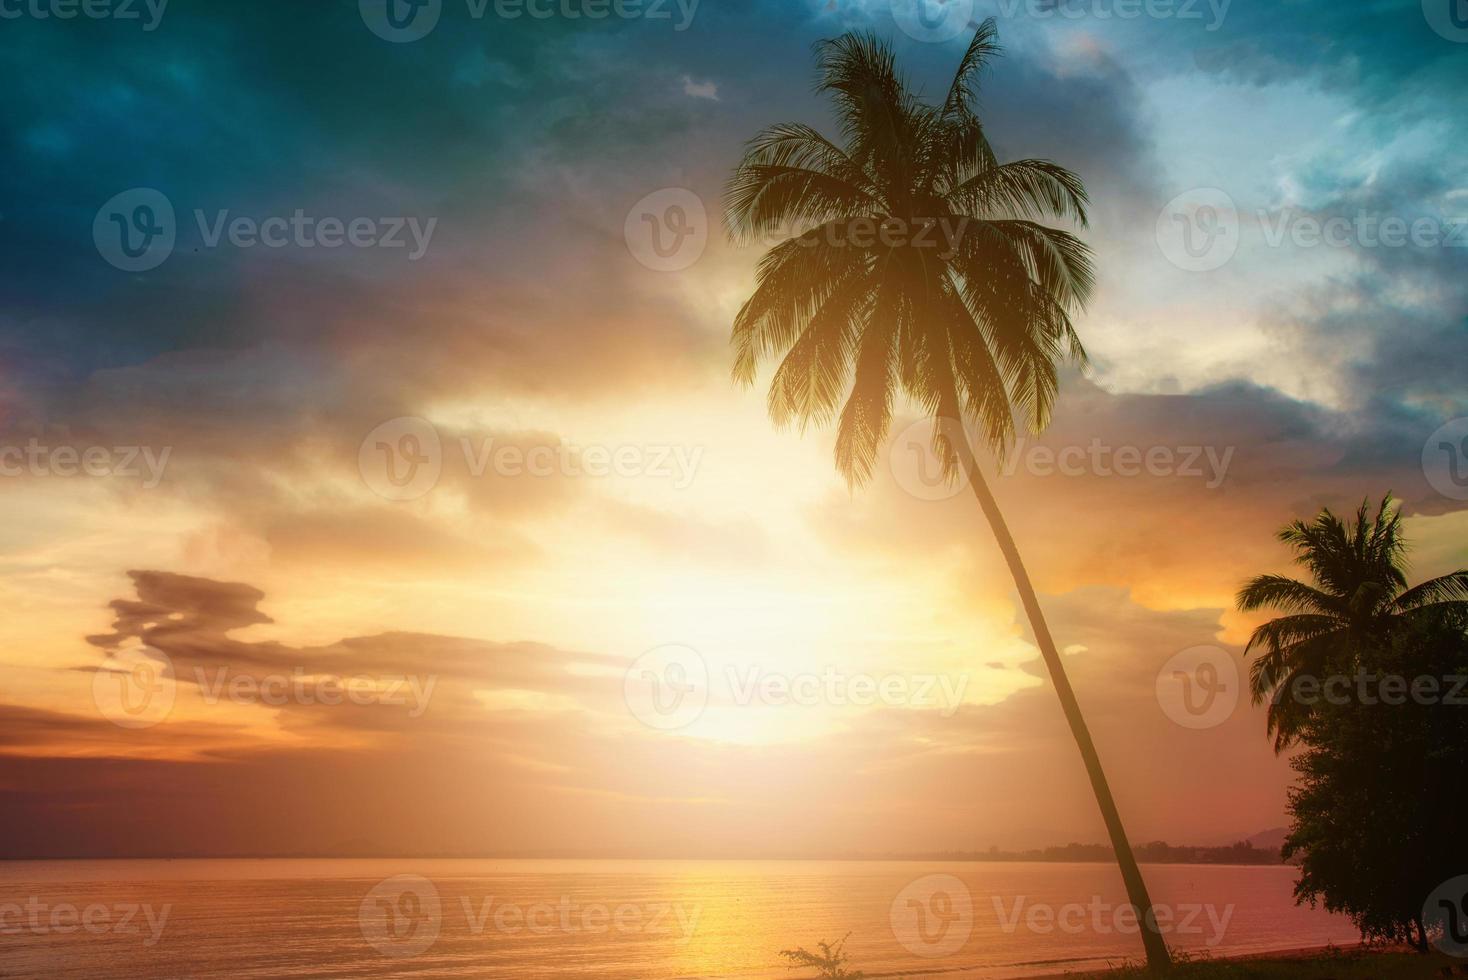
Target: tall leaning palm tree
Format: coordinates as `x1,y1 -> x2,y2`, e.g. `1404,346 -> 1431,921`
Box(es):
1238,495 -> 1468,751
725,23 -> 1170,971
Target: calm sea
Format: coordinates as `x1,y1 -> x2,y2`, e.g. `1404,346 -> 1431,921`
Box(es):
0,860 -> 1359,978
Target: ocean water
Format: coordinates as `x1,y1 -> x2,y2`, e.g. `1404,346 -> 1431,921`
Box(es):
0,859 -> 1360,978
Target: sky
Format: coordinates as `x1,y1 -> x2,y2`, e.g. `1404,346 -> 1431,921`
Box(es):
0,0 -> 1465,858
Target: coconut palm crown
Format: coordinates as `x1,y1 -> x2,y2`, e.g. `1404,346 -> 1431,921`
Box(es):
1239,494 -> 1468,751
725,20 -> 1093,484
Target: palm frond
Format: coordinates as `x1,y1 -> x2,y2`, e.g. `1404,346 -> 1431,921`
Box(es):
766,269 -> 872,430
1243,614 -> 1342,660
833,279 -> 904,487
731,230 -> 870,384
945,160 -> 1090,228
1237,575 -> 1340,616
1392,570 -> 1468,610
725,164 -> 881,243
941,17 -> 1000,121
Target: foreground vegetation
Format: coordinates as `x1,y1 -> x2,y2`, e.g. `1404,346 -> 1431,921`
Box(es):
1102,947 -> 1462,980
778,942 -> 1462,979
1242,496 -> 1468,946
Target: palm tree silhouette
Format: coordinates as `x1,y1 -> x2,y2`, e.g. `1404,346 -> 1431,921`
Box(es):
725,22 -> 1170,971
1239,494 -> 1468,751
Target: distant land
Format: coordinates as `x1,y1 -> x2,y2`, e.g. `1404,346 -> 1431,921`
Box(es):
848,829 -> 1294,865
887,836 -> 1290,866
3,831 -> 1293,863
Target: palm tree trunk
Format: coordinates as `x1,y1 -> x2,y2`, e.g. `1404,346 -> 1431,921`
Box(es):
954,435 -> 1172,972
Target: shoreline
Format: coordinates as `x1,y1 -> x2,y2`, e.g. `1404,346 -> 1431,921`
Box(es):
1016,942 -> 1428,980
0,854 -> 1291,865
800,943 -> 1413,980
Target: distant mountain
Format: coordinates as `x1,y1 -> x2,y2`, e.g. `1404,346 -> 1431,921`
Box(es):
1244,827 -> 1290,853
